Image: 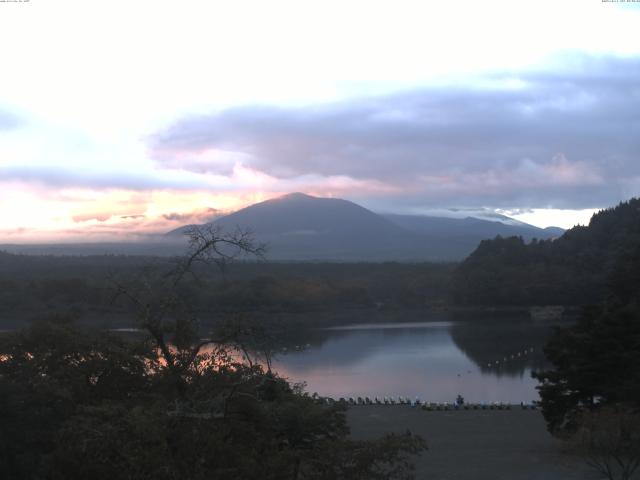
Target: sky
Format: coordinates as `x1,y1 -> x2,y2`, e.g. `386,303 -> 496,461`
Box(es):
0,0 -> 639,242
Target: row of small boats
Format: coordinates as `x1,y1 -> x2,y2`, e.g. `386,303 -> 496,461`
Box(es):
486,347 -> 535,368
316,396 -> 538,410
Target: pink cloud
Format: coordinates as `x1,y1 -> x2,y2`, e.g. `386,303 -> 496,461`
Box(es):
72,213 -> 112,223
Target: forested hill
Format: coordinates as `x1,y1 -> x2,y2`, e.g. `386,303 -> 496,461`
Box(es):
452,198 -> 640,306
0,251 -> 454,330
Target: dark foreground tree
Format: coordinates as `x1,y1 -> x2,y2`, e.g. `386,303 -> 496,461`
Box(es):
533,304 -> 640,434
0,317 -> 156,479
0,225 -> 426,479
534,241 -> 640,479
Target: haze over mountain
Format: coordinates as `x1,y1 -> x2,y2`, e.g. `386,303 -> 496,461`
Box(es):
167,193 -> 563,261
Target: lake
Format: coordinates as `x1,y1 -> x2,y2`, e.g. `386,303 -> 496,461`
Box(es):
271,313 -> 558,404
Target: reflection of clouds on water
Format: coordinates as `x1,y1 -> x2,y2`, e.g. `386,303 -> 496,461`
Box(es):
272,314 -> 553,403
275,326 -> 455,369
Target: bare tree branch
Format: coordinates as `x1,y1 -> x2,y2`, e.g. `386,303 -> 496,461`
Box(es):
108,224 -> 267,395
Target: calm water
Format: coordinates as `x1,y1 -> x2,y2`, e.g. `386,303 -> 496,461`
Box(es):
272,314 -> 556,404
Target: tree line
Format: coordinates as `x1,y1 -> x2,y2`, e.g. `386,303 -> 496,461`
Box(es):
452,198 -> 640,306
0,251 -> 454,330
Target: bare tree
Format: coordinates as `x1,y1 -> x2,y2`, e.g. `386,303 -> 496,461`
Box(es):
572,406 -> 640,480
110,224 -> 266,393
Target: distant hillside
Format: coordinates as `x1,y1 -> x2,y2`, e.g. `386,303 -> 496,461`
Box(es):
167,193 -> 562,261
452,198 -> 640,306
383,213 -> 561,257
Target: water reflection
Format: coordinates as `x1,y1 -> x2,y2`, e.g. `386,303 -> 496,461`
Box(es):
450,320 -> 550,377
272,315 -> 560,403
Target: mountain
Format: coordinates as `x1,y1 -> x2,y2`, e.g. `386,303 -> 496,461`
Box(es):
169,193 -> 424,260
0,193 -> 563,261
452,198 -> 640,306
167,193 -> 563,261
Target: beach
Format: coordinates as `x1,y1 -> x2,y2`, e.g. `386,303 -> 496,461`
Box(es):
348,406 -> 601,480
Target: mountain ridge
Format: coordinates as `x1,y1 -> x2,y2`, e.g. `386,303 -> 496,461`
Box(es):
167,193 -> 563,261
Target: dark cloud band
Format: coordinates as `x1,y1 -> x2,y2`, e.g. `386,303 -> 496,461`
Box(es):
150,55 -> 640,209
0,165 -> 216,191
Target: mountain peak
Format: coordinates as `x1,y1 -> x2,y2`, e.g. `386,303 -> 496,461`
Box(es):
281,192 -> 314,199
275,192 -> 318,202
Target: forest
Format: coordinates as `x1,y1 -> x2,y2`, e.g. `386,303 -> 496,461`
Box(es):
452,198 -> 640,306
0,252 -> 454,330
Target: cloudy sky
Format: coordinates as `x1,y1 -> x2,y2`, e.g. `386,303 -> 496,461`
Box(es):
1,0 -> 639,241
